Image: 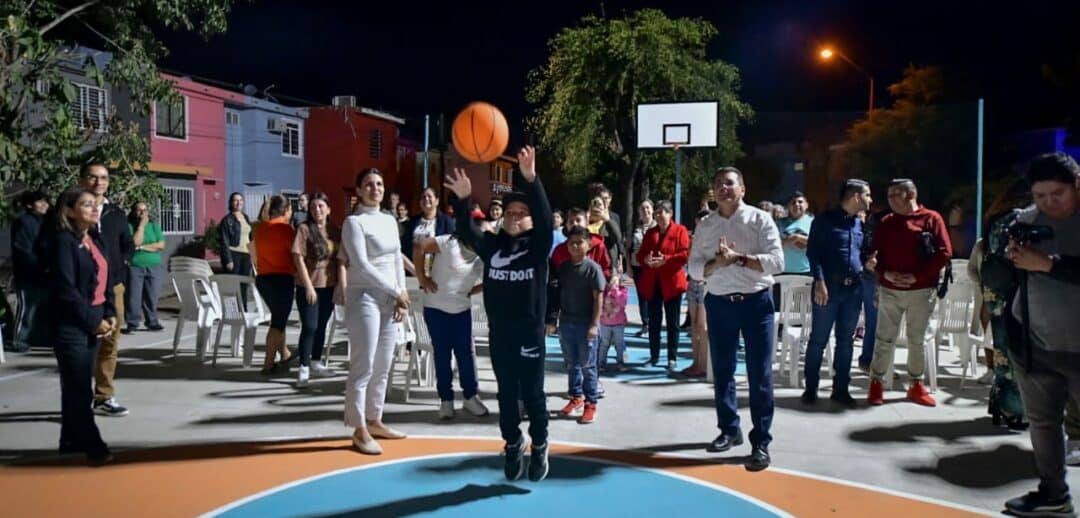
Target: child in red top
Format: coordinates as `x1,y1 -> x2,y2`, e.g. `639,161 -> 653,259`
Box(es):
598,275 -> 629,371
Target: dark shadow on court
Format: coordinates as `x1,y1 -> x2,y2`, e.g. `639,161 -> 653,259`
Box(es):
309,483 -> 531,517
848,417 -> 1018,444
904,444 -> 1038,488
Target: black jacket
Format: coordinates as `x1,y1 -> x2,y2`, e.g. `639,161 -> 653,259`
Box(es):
10,211 -> 44,287
218,211 -> 252,267
50,230 -> 116,335
401,211 -> 455,259
99,202 -> 134,286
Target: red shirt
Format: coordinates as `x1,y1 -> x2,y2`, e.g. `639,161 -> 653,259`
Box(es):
551,234 -> 612,279
254,217 -> 297,276
636,222 -> 689,301
85,236 -> 108,306
872,206 -> 952,290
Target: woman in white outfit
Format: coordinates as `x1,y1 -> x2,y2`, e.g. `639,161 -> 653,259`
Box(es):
341,167 -> 410,455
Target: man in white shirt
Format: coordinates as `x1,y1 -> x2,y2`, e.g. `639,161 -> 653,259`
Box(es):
688,167 -> 784,472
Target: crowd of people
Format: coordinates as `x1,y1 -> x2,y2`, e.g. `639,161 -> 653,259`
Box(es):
6,149 -> 1080,514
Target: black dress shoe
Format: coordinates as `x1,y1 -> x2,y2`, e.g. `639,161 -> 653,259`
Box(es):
830,390 -> 857,407
746,446 -> 770,472
147,323 -> 165,331
121,326 -> 137,335
800,389 -> 818,404
706,432 -> 744,453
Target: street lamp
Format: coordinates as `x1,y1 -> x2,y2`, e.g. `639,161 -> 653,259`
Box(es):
818,46 -> 874,119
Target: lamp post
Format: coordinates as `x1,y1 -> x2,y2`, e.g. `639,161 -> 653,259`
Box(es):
819,47 -> 874,119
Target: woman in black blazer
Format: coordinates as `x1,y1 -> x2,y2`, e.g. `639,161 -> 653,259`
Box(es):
45,187 -> 118,466
401,188 -> 455,262
219,192 -> 254,276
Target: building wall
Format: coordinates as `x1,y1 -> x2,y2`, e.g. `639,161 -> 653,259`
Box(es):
226,100 -> 307,218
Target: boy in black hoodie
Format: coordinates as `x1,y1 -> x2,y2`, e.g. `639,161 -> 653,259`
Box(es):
446,146 -> 553,482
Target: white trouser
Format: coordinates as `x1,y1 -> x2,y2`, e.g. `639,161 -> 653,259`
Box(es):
344,290 -> 398,428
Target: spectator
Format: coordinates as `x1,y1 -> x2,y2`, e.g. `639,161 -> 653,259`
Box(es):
402,187 -> 455,266
770,204 -> 787,222
10,190 -> 49,351
292,192 -> 341,387
856,206 -> 887,371
550,210 -> 567,255
636,200 -> 689,371
681,209 -> 712,378
629,200 -> 657,338
252,195 -> 296,374
395,202 -> 409,237
488,198 -> 504,228
122,202 -> 166,334
219,193 -> 254,277
778,191 -> 813,275
587,194 -> 624,275
290,193 -> 309,227
384,192 -> 401,216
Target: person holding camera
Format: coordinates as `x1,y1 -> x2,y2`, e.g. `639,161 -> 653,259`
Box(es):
866,179 -> 952,407
1001,153 -> 1080,517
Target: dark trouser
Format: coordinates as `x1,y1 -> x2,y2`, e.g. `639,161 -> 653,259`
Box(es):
54,306 -> 107,455
489,320 -> 548,446
256,274 -> 295,330
1013,349 -> 1080,499
858,274 -> 878,366
295,286 -> 335,366
631,266 -> 649,328
125,265 -> 163,328
14,283 -> 47,350
424,307 -> 479,402
225,252 -> 253,307
647,290 -> 682,363
705,289 -> 776,448
805,280 -> 862,393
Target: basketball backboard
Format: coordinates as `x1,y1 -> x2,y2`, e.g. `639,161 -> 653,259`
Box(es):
636,101 -> 719,149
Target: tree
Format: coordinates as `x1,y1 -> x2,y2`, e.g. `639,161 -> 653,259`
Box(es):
0,0 -> 233,220
841,65 -> 978,209
526,9 -> 753,233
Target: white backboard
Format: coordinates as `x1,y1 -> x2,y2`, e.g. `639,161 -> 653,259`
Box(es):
636,101 -> 719,149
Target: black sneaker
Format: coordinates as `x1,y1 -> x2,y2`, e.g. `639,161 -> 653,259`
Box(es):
147,323 -> 165,331
93,398 -> 130,417
800,389 -> 818,404
121,326 -> 137,335
830,391 -> 857,408
504,436 -> 527,481
528,442 -> 549,482
1004,490 -> 1074,517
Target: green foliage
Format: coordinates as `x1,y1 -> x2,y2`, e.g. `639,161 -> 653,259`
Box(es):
841,65 -> 978,209
526,9 -> 753,227
0,0 -> 234,220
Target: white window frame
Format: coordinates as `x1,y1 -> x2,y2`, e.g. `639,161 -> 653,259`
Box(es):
71,83 -> 108,132
243,186 -> 273,222
281,118 -> 302,158
226,109 -> 240,126
154,95 -> 189,142
157,186 -> 196,235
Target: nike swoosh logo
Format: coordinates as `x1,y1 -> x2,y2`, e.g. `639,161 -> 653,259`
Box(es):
490,249 -> 528,269
520,346 -> 540,358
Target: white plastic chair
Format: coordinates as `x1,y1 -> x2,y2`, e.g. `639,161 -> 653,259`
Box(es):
209,274 -> 270,367
936,281 -> 979,388
170,272 -> 220,359
396,304 -> 435,402
323,304 -> 347,361
779,285 -> 814,387
471,299 -> 489,344
169,257 -> 214,278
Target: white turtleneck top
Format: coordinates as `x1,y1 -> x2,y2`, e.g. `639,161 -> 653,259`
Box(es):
341,204 -> 405,306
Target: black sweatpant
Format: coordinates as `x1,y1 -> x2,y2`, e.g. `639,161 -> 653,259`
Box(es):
647,291 -> 682,363
489,320 -> 548,446
53,307 -> 108,455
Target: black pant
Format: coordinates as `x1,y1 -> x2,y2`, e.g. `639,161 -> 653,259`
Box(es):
225,252 -> 253,307
631,266 -> 649,327
53,308 -> 107,455
295,286 -> 335,366
256,274 -> 295,330
648,290 -> 682,363
489,320 -> 548,446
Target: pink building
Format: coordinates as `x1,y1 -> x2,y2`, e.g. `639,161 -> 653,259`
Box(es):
149,74 -> 244,248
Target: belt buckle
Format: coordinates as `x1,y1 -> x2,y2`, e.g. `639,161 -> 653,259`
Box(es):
730,293 -> 745,302
842,277 -> 854,287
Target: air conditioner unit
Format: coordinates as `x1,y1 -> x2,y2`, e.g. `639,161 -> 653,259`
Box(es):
332,95 -> 357,108
266,118 -> 286,133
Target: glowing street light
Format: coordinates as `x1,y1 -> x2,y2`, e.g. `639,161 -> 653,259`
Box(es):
817,46 -> 874,119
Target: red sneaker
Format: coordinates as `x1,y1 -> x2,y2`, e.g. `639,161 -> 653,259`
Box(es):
906,381 -> 936,407
560,397 -> 584,416
868,379 -> 884,406
579,402 -> 597,424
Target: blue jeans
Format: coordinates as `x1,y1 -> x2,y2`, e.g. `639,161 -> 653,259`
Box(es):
858,274 -> 878,366
560,320 -> 599,403
13,283 -> 47,349
705,290 -> 775,448
423,307 -> 479,402
295,286 -> 335,366
805,280 -> 862,393
598,324 -> 626,368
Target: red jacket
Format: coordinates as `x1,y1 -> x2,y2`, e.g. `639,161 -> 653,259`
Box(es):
551,234 -> 612,278
636,222 -> 689,301
872,206 -> 952,290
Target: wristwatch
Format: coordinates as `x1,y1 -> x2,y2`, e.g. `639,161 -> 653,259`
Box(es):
735,254 -> 748,268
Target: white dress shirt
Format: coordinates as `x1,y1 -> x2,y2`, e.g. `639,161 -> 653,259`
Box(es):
688,202 -> 784,295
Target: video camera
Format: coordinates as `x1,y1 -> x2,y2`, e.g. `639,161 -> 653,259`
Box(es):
1006,222 -> 1054,245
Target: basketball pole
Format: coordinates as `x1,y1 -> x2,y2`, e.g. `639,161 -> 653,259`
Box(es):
674,145 -> 683,223
423,114 -> 430,190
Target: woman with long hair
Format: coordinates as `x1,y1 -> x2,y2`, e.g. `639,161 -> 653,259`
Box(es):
629,200 -> 656,338
342,168 -> 410,454
291,192 -> 341,386
219,193 -> 253,276
45,187 -> 117,465
636,200 -> 689,370
252,195 -> 296,374
402,187 -> 455,266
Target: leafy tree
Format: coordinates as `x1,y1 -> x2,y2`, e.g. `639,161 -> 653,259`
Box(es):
526,9 -> 753,232
0,0 -> 233,220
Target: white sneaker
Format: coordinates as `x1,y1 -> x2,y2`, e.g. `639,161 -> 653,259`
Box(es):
310,362 -> 335,378
463,395 -> 490,417
1067,440 -> 1080,467
438,401 -> 455,420
976,370 -> 994,385
667,360 -> 677,371
622,351 -> 630,364
296,365 -> 310,387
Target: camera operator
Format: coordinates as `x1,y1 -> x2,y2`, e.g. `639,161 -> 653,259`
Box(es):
1002,152 -> 1080,517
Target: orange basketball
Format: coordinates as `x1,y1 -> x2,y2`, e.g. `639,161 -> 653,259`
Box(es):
452,101 -> 509,163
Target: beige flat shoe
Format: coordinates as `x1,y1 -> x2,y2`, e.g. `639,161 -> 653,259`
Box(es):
352,435 -> 383,455
367,423 -> 407,440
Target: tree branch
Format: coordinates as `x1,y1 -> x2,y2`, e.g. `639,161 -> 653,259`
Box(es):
39,0 -> 102,36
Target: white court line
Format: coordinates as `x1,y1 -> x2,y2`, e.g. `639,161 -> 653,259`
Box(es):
0,333 -> 196,383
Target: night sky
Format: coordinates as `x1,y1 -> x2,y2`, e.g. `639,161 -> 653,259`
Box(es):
158,0 -> 1080,141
